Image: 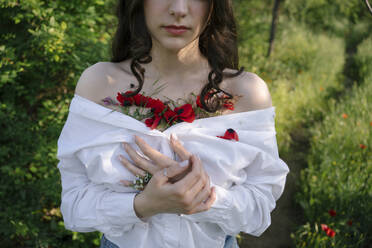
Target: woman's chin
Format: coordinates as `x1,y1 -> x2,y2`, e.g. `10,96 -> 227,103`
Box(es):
158,39 -> 196,53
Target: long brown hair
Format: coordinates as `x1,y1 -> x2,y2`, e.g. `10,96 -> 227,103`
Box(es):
111,0 -> 244,112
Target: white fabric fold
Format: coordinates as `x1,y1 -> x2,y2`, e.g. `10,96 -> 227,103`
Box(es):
57,94 -> 289,248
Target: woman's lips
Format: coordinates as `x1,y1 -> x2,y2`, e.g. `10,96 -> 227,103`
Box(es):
164,26 -> 189,35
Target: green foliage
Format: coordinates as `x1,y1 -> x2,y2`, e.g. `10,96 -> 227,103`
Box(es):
0,0 -> 116,246
291,222 -> 366,248
235,2 -> 371,247
283,0 -> 371,35
293,43 -> 372,247
269,23 -> 345,154
355,36 -> 372,81
236,3 -> 346,154
1,0 -> 371,247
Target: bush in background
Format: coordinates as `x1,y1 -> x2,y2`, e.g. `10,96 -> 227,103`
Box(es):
1,0 -> 371,247
0,0 -> 116,246
283,0 -> 371,35
292,37 -> 372,248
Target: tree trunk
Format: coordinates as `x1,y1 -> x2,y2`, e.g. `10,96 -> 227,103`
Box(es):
365,0 -> 372,15
267,0 -> 282,57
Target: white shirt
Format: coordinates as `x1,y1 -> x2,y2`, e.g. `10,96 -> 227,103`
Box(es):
57,94 -> 289,248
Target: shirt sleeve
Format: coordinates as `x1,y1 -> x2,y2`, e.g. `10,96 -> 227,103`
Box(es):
182,147 -> 289,237
58,157 -> 147,237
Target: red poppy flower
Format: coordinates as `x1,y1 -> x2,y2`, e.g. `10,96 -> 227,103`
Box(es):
221,93 -> 235,110
217,128 -> 239,141
223,101 -> 234,110
148,99 -> 166,114
196,95 -> 203,108
196,94 -> 210,109
370,122 -> 372,126
117,91 -> 135,106
163,108 -> 177,124
196,92 -> 215,109
197,93 -> 235,111
328,209 -> 336,217
133,94 -> 151,107
321,224 -> 335,237
145,114 -> 162,130
326,228 -> 336,237
321,224 -> 329,231
342,113 -> 348,119
359,144 -> 366,149
174,104 -> 195,123
347,220 -> 353,226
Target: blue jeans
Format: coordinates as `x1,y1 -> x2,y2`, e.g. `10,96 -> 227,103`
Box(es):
100,234 -> 239,248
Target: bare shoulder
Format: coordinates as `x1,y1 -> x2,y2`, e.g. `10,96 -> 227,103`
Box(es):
223,69 -> 272,112
74,61 -> 132,104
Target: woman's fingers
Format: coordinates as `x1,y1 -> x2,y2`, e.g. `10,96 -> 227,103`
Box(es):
165,163 -> 191,180
170,134 -> 192,161
134,136 -> 178,168
189,175 -> 211,208
123,142 -> 158,174
173,155 -> 202,190
188,187 -> 216,214
118,154 -> 147,176
169,161 -> 192,183
120,179 -> 133,187
186,175 -> 206,199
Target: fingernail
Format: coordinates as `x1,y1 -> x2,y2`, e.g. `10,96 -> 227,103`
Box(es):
122,142 -> 128,149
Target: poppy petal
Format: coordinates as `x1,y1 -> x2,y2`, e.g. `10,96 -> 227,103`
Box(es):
174,104 -> 195,123
196,95 -> 203,108
326,228 -> 336,237
321,224 -> 329,231
164,109 -> 177,124
217,128 -> 239,141
328,209 -> 336,217
145,115 -> 162,130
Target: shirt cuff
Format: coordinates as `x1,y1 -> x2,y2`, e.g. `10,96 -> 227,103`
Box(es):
97,191 -> 148,227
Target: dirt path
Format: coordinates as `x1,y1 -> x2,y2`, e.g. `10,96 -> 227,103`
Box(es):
238,28 -> 368,248
239,125 -> 310,248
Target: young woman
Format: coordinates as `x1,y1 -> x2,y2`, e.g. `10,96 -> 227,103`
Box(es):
57,0 -> 289,248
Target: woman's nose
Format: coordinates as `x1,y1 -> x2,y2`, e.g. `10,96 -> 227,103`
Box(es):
169,0 -> 188,18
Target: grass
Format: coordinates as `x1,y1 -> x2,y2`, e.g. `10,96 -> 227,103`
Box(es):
292,37 -> 372,248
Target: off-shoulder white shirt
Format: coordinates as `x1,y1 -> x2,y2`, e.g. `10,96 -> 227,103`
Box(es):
57,94 -> 289,248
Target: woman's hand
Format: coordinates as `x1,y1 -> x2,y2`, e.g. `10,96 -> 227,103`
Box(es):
119,134 -> 192,185
118,134 -> 216,218
134,155 -> 216,218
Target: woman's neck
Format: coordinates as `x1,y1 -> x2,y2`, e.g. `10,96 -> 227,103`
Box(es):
145,39 -> 210,82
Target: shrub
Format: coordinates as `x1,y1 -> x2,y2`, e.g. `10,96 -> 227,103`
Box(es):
293,65 -> 372,247
354,36 -> 372,80
0,0 -> 116,246
263,23 -> 345,154
282,0 -> 371,35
